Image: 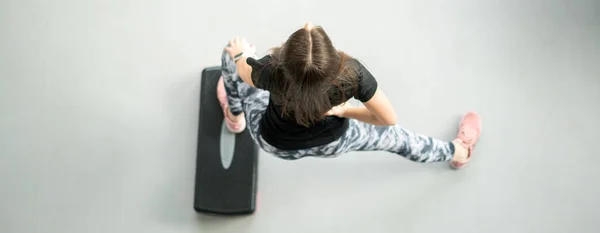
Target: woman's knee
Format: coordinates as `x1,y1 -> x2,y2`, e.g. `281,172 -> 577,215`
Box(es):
222,45 -> 231,58
221,47 -> 237,74
221,46 -> 233,63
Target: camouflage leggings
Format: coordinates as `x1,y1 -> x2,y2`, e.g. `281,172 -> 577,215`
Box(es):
221,49 -> 455,161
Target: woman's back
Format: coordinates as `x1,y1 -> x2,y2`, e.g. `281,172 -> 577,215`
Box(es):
247,54 -> 378,150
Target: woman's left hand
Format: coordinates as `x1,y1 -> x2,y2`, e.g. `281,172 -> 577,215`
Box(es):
225,37 -> 256,59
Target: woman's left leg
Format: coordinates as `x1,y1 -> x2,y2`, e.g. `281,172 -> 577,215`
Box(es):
218,46 -> 270,146
218,45 -> 262,132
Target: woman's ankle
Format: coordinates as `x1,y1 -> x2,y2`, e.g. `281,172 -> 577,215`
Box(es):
451,139 -> 469,162
226,107 -> 244,123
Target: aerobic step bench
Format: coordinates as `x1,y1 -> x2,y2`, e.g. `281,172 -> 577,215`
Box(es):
193,66 -> 259,215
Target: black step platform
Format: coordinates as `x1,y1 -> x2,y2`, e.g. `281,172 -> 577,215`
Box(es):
194,66 -> 259,215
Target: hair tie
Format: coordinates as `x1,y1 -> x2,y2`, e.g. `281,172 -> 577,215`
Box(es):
233,52 -> 244,62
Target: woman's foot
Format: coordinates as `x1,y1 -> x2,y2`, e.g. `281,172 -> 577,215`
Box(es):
450,112 -> 482,169
217,76 -> 246,133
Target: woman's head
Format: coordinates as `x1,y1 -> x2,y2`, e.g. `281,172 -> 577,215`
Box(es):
270,22 -> 357,127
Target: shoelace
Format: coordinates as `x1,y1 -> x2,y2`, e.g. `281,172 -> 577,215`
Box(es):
459,127 -> 476,145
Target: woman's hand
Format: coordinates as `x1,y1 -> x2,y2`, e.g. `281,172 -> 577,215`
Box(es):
225,37 -> 256,59
325,102 -> 350,117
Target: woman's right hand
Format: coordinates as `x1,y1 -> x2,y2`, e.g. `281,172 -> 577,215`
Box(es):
325,102 -> 350,117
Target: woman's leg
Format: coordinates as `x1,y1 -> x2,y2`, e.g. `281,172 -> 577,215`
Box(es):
333,120 -> 457,162
330,114 -> 481,166
219,47 -> 269,144
220,48 -> 248,117
265,119 -> 461,162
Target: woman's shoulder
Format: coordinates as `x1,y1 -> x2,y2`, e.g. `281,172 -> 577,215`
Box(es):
341,57 -> 376,83
343,57 -> 378,102
247,54 -> 280,90
345,58 -> 369,72
247,54 -> 275,69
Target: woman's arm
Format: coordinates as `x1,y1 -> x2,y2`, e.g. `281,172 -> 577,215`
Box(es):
225,37 -> 256,87
235,57 -> 254,87
330,88 -> 397,126
342,107 -> 385,125
362,89 -> 397,125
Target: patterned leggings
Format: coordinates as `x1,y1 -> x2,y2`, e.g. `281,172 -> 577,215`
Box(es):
221,49 -> 456,162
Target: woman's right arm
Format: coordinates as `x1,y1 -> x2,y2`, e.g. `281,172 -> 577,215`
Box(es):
344,89 -> 397,126
331,88 -> 397,126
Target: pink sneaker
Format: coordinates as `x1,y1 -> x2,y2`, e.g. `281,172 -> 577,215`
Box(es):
450,112 -> 482,169
217,76 -> 246,133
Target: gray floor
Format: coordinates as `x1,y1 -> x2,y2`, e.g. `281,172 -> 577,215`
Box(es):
1,0 -> 600,232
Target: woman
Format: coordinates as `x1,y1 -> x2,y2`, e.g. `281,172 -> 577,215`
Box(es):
216,22 -> 481,168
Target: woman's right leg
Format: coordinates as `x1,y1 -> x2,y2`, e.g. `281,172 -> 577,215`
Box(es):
333,120 -> 459,162
260,119 -> 457,161
266,112 -> 481,165
326,112 -> 482,166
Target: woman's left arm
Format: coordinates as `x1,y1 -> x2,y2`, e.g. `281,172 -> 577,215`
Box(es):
225,37 -> 256,87
234,57 -> 254,87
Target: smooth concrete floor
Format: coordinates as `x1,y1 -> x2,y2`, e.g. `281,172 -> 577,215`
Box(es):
1,0 -> 600,232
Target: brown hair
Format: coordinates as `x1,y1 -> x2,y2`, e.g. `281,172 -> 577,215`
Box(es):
268,26 -> 359,127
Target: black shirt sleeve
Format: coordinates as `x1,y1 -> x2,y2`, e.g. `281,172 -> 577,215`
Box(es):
353,60 -> 378,102
246,55 -> 275,90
